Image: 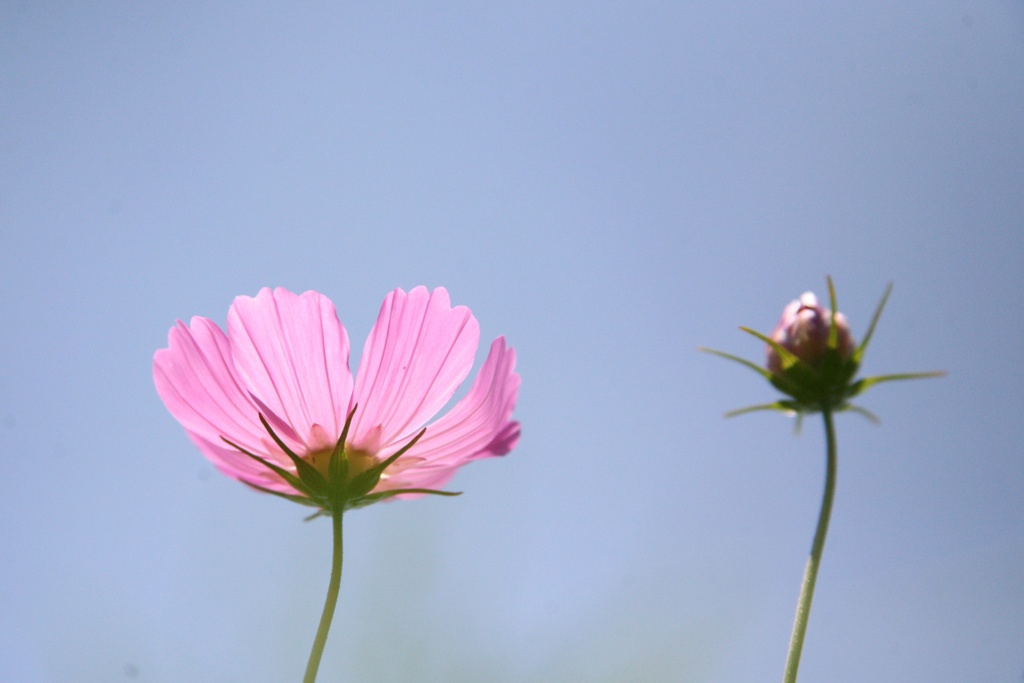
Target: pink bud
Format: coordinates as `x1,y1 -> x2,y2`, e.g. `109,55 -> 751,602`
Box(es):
767,292 -> 854,374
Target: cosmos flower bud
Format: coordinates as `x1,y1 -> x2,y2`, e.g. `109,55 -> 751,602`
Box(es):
701,277 -> 943,419
766,292 -> 854,375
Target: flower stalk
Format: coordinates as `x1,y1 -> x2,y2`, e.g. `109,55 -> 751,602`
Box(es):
304,508 -> 344,683
782,406 -> 837,683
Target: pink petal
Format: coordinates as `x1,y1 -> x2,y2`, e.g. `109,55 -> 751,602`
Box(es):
228,288 -> 353,453
384,336 -> 520,493
154,316 -> 268,457
350,287 -> 480,451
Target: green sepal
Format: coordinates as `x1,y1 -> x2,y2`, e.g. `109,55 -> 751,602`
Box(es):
837,403 -> 881,424
826,276 -> 840,350
775,347 -> 862,410
327,406 -> 359,503
346,488 -> 462,510
243,480 -> 323,508
846,371 -> 947,398
723,401 -> 799,418
337,404 -> 357,447
792,411 -> 805,435
346,428 -> 426,499
221,436 -> 313,497
327,447 -> 349,503
740,326 -> 801,372
853,282 -> 892,364
698,346 -> 773,380
258,414 -> 329,495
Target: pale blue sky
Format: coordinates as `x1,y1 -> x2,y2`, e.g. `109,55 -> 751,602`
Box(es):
2,3 -> 1023,682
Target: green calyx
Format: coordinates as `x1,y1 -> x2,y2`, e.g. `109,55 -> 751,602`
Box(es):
700,278 -> 944,421
221,405 -> 461,517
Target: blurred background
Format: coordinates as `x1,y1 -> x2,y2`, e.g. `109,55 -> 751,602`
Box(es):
2,2 -> 1022,681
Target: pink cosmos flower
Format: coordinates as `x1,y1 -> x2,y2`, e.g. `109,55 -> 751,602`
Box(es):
154,286 -> 520,509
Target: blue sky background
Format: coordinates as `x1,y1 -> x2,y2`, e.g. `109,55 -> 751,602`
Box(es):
2,2 -> 1022,681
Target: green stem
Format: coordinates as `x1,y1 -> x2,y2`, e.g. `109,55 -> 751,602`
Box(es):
304,509 -> 344,683
782,407 -> 837,683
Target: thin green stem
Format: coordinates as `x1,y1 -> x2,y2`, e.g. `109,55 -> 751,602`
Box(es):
782,407 -> 837,683
304,509 -> 344,683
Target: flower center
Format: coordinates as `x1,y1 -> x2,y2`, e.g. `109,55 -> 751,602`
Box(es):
306,445 -> 379,481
